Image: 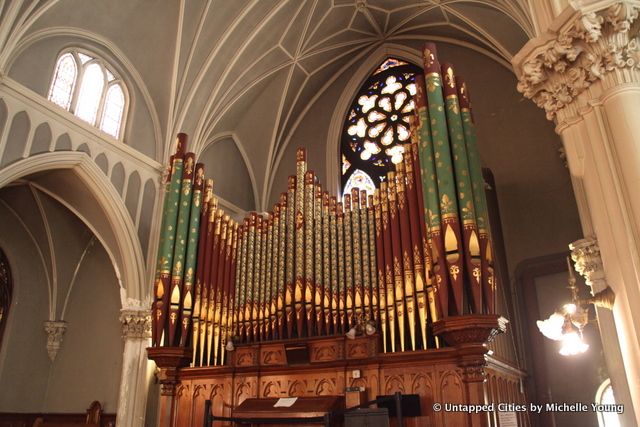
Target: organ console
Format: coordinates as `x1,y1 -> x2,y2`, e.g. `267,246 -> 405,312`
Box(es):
148,43 -> 527,427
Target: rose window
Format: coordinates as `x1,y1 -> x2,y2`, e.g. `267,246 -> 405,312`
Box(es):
341,58 -> 422,197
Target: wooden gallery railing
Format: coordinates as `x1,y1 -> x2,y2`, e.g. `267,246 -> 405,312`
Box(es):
147,43 -> 527,427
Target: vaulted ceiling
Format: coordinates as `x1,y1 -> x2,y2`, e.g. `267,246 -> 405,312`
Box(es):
172,0 -> 535,167
0,0 -> 538,212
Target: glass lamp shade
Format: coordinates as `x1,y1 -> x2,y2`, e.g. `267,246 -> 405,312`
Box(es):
537,312 -> 565,341
559,331 -> 589,356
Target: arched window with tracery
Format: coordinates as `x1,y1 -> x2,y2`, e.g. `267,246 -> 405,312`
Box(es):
48,50 -> 128,139
0,248 -> 11,350
596,378 -> 621,427
341,58 -> 422,198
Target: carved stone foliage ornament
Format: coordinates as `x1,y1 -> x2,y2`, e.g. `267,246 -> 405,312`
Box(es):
570,236 -> 606,290
120,309 -> 152,339
44,320 -> 67,361
515,1 -> 640,120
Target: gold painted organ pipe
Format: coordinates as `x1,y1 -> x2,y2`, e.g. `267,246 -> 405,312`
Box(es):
360,189 -> 372,321
304,171 -> 315,337
322,192 -> 332,335
277,193 -> 287,339
351,189 -> 364,325
314,184 -> 324,336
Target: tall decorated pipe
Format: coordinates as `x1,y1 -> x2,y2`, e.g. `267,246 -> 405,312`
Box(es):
252,215 -> 263,341
404,142 -> 429,349
169,151 -> 196,346
213,216 -> 229,364
422,43 -> 465,316
238,217 -> 249,341
268,209 -> 278,339
343,194 -> 355,329
351,188 -> 364,326
322,192 -> 332,334
179,162 -> 204,348
360,190 -> 372,322
387,172 -> 406,352
414,70 -> 449,319
373,190 -> 387,351
330,197 -> 340,334
396,162 -> 417,351
244,213 -> 256,342
197,198 -> 216,365
336,201 -> 347,333
152,156 -> 173,346
294,149 -> 306,338
456,76 -> 495,314
367,194 -> 380,322
314,184 -> 324,336
277,193 -> 287,338
285,176 -> 296,338
303,170 -> 315,337
154,134 -> 186,346
380,182 -> 397,352
192,178 -> 212,364
441,63 -> 483,314
368,194 -> 379,325
206,209 -> 223,365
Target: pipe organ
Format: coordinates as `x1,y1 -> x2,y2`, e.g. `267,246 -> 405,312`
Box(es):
148,43 -> 527,427
152,47 -> 496,361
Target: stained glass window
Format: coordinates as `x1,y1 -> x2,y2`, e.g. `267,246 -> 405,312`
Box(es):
0,248 -> 11,350
341,58 -> 422,193
343,169 -> 376,199
75,63 -> 105,125
48,53 -> 77,110
100,84 -> 125,138
47,50 -> 127,140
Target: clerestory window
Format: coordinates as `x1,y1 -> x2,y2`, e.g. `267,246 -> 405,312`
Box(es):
48,50 -> 127,139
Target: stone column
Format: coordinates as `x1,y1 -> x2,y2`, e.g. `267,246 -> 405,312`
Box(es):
570,237 -> 635,426
514,2 -> 640,424
116,308 -> 153,427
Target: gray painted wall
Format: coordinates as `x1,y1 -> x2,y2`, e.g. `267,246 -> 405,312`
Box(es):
0,187 -> 122,413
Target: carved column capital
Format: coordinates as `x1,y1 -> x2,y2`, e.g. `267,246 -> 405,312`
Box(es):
44,320 -> 67,361
513,1 -> 640,124
570,236 -> 606,291
120,309 -> 152,339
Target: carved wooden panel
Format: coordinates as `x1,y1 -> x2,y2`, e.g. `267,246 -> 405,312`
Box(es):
174,383 -> 191,427
169,346 -> 528,427
235,347 -> 258,367
191,383 -> 208,427
309,339 -> 344,362
346,335 -> 377,359
485,366 -> 530,427
440,369 -> 466,426
262,380 -> 283,397
234,377 -> 257,407
260,344 -> 286,366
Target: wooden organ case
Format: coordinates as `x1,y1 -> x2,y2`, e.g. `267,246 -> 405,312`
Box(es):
148,43 -> 529,427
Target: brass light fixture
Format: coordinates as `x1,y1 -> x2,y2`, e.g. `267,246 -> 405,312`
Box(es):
537,258 -> 615,356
